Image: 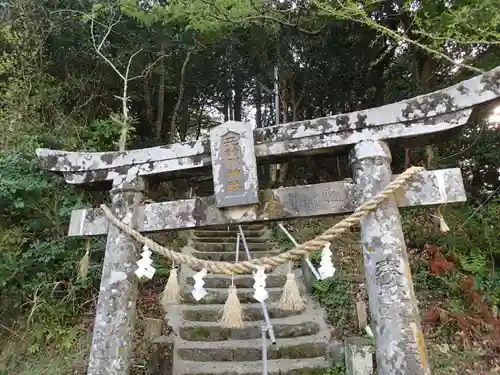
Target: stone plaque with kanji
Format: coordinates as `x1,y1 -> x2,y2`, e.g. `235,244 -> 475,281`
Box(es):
210,121 -> 259,208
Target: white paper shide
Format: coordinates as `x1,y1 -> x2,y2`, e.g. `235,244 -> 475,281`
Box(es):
192,268 -> 208,301
318,243 -> 336,280
252,266 -> 268,302
135,246 -> 156,279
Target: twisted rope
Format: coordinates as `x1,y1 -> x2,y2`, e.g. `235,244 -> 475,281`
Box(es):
100,166 -> 424,275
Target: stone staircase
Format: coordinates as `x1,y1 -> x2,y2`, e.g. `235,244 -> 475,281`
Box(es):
167,224 -> 335,375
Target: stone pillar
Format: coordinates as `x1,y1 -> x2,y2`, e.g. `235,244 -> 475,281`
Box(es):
350,140 -> 430,375
87,173 -> 145,375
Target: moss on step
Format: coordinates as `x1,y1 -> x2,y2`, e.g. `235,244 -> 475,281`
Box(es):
180,322 -> 320,341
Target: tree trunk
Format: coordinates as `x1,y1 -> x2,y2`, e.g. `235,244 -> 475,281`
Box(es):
278,74 -> 290,186
169,50 -> 192,143
223,97 -> 229,122
155,43 -> 166,140
234,69 -> 243,121
255,81 -> 262,128
228,84 -> 234,121
178,93 -> 190,142
144,69 -> 154,128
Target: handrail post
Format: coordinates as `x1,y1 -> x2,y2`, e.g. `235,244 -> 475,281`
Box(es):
238,225 -> 277,344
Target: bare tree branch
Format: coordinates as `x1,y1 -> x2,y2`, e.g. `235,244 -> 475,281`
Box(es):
170,49 -> 194,142
89,10 -> 144,151
90,13 -> 126,81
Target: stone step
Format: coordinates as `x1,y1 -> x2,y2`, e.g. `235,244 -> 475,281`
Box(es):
192,236 -> 270,243
181,303 -> 304,322
180,288 -> 282,304
204,224 -> 267,231
192,242 -> 276,252
190,251 -> 279,262
176,333 -> 329,361
192,230 -> 267,238
179,318 -> 322,341
185,274 -> 287,289
173,357 -> 332,375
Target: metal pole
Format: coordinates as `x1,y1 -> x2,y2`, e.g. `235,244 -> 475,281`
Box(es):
234,232 -> 240,274
238,226 -> 276,344
350,140 -> 430,375
238,225 -> 252,261
261,325 -> 268,375
277,223 -> 321,280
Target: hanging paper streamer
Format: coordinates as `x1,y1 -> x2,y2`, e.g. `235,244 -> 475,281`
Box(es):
135,246 -> 156,279
78,239 -> 91,281
318,243 -> 335,280
432,170 -> 450,233
253,266 -> 268,303
192,268 -> 208,301
365,325 -> 374,338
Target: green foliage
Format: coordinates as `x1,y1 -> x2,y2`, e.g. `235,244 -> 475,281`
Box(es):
438,201 -> 499,284
323,364 -> 346,375
313,277 -> 355,335
0,151 -> 95,339
120,0 -> 269,35
82,116 -> 137,151
405,198 -> 500,309
0,333 -> 89,374
413,0 -> 500,47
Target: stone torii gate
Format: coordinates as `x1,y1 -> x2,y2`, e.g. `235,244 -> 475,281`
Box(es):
37,67 -> 500,375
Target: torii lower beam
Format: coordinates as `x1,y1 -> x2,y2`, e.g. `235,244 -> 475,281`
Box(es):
68,168 -> 466,237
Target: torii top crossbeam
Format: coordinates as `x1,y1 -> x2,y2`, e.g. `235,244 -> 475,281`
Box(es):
37,67 -> 500,185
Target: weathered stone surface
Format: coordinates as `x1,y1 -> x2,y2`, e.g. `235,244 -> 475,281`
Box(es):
350,140 -> 430,375
189,250 -> 279,262
344,337 -> 374,375
210,121 -> 259,207
174,357 -> 332,375
200,223 -> 266,231
86,174 -> 144,375
39,75 -> 498,184
190,242 -> 276,252
355,301 -> 368,331
180,287 -> 282,304
176,335 -> 328,361
192,236 -> 271,243
181,302 -> 301,322
179,320 -> 321,341
38,108 -> 470,185
192,229 -> 267,238
68,168 -> 466,236
184,274 -> 286,289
